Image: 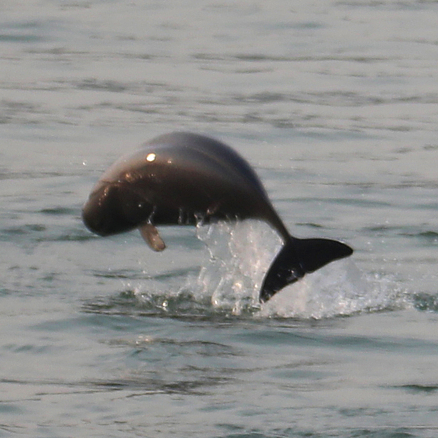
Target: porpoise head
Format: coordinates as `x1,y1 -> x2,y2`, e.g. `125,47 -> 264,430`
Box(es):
82,179 -> 155,237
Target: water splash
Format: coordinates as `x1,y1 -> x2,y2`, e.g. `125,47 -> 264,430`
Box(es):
191,220 -> 282,315
188,220 -> 405,318
102,220 -> 407,320
258,260 -> 406,319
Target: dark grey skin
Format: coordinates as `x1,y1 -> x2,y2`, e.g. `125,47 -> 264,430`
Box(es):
82,132 -> 353,302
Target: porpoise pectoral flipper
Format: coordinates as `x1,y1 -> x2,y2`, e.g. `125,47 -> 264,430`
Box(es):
139,223 -> 166,252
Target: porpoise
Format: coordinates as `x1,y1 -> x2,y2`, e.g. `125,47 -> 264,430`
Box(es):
82,132 -> 353,302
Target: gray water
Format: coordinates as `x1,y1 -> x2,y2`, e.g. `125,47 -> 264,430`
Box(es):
2,0 -> 438,436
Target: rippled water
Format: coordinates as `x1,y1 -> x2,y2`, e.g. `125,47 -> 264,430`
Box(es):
2,0 -> 438,437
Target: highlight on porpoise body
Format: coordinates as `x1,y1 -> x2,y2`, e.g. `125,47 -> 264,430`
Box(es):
82,132 -> 353,303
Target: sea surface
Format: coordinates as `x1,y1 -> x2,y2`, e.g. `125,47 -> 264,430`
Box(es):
1,1 -> 438,437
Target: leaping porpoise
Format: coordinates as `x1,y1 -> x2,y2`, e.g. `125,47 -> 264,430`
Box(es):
82,132 -> 353,302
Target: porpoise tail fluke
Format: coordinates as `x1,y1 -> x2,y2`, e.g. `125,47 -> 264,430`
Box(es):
260,236 -> 353,303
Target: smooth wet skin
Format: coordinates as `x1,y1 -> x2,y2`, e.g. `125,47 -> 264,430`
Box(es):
83,132 -> 353,302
